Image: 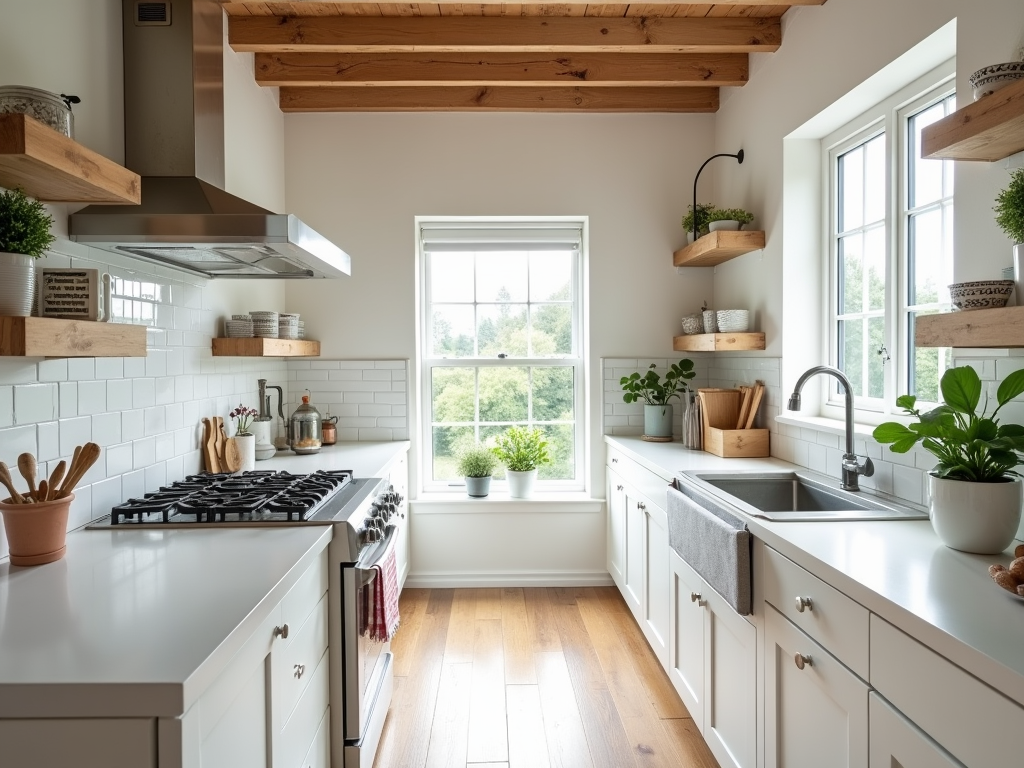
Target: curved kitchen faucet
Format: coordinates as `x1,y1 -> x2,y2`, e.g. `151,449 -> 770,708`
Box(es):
787,365 -> 874,492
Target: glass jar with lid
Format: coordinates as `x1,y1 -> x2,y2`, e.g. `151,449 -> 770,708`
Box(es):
288,392 -> 322,454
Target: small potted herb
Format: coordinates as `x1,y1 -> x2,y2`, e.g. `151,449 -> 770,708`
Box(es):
620,359 -> 697,441
996,168 -> 1024,278
457,444 -> 499,498
873,366 -> 1024,554
682,203 -> 715,243
708,207 -> 756,232
0,187 -> 55,316
492,426 -> 550,499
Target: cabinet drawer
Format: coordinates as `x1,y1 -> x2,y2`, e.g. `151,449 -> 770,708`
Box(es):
299,707 -> 330,768
869,693 -> 964,767
870,615 -> 1024,768
278,649 -> 330,768
282,551 -> 328,634
763,547 -> 868,678
275,593 -> 329,728
607,445 -> 670,510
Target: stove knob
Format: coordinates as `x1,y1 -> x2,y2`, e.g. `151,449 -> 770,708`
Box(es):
365,527 -> 380,543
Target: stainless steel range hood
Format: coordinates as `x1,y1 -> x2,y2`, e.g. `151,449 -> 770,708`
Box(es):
69,0 -> 350,279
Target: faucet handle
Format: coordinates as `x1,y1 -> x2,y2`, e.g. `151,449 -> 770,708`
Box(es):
841,454 -> 874,490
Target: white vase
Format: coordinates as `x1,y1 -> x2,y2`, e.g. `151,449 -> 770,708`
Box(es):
506,469 -> 537,499
234,434 -> 257,474
0,253 -> 35,316
643,404 -> 673,439
928,474 -> 1022,554
709,220 -> 741,232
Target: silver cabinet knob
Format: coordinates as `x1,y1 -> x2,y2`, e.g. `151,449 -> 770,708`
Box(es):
795,596 -> 814,613
690,592 -> 704,606
638,502 -> 646,511
794,653 -> 812,670
274,624 -> 289,639
611,458 -> 618,463
294,663 -> 305,679
616,485 -> 623,491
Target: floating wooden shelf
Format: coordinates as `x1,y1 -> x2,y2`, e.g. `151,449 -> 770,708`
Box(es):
0,316 -> 147,357
212,338 -> 321,357
921,79 -> 1024,162
673,332 -> 765,352
915,306 -> 1024,348
673,230 -> 766,268
0,114 -> 141,204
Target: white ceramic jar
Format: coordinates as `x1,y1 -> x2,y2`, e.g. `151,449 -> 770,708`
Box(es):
928,474 -> 1022,554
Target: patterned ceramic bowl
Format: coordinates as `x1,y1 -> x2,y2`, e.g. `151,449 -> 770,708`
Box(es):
716,309 -> 750,332
970,62 -> 1024,100
949,280 -> 1014,311
681,313 -> 704,335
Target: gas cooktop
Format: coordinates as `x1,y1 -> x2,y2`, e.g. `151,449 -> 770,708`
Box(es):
88,469 -> 367,528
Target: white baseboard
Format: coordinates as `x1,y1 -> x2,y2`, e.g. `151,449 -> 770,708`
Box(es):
403,570 -> 614,589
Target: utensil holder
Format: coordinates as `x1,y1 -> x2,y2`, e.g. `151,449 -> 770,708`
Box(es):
697,388 -> 769,458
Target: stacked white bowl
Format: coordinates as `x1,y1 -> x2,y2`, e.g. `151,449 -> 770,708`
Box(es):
224,314 -> 254,338
297,320 -> 306,340
250,311 -> 279,338
716,309 -> 750,333
278,313 -> 300,340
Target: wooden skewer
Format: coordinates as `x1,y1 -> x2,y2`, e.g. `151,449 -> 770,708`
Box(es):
0,462 -> 26,504
17,453 -> 38,499
57,443 -> 102,499
46,461 -> 67,502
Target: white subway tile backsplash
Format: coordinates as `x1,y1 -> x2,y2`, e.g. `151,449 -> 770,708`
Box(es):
133,378 -> 156,409
91,476 -> 122,521
59,416 -> 91,455
67,358 -> 95,381
133,437 -> 156,470
92,412 -> 122,446
121,468 -> 145,501
122,409 -> 144,442
106,442 -> 134,477
0,386 -> 12,428
15,383 -> 57,424
37,421 -> 59,462
0,425 -> 37,473
38,359 -> 68,382
94,357 -> 123,380
77,380 -> 108,415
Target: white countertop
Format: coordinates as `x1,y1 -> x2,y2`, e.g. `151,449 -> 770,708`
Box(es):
606,436 -> 1024,708
256,440 -> 409,478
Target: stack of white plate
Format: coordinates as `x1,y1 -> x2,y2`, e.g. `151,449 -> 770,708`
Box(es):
279,313 -> 300,340
250,311 -> 279,338
224,314 -> 254,338
716,309 -> 750,333
297,320 -> 306,340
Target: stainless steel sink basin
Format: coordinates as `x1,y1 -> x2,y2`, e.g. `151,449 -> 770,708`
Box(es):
678,470 -> 929,522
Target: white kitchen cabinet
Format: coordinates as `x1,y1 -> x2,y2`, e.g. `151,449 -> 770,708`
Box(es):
670,551 -> 756,768
623,484 -> 646,617
619,484 -> 670,664
388,452 -> 411,591
606,467 -> 626,589
869,693 -> 964,768
765,604 -> 868,768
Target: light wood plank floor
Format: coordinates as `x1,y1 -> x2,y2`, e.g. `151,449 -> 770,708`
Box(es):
373,587 -> 720,768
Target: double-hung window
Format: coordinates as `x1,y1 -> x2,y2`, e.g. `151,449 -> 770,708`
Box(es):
419,219 -> 586,491
825,65 -> 955,419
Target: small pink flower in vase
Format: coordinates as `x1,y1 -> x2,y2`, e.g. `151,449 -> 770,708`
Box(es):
230,404 -> 259,436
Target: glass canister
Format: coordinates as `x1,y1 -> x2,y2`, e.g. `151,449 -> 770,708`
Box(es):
288,393 -> 322,454
683,391 -> 703,450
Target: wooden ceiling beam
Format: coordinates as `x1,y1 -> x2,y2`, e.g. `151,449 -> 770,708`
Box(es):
278,85 -> 720,111
255,51 -> 748,87
230,15 -> 781,53
219,1 -> 826,12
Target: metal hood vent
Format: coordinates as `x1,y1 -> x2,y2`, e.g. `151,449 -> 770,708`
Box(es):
69,0 -> 351,279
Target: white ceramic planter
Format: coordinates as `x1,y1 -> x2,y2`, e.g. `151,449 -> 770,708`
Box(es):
928,474 -> 1022,554
465,475 -> 492,498
234,434 -> 256,474
709,220 -> 741,232
644,404 -> 673,439
506,469 -> 537,499
0,252 -> 35,316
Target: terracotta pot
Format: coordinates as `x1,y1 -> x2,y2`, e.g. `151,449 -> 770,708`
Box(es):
0,493 -> 73,566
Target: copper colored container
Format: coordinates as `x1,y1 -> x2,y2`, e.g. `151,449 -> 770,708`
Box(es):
322,415 -> 338,445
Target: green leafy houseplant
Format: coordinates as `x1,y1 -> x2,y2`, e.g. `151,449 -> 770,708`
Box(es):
681,203 -> 715,237
0,187 -> 55,257
492,426 -> 551,472
995,168 -> 1024,244
620,359 -> 697,406
457,445 -> 499,478
872,366 -> 1024,482
708,207 -> 755,227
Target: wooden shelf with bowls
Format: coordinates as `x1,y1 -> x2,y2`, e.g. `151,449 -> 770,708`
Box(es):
673,230 -> 766,268
212,337 -> 321,357
673,332 -> 765,352
0,114 -> 141,204
921,78 -> 1024,162
915,306 -> 1024,348
0,316 -> 147,357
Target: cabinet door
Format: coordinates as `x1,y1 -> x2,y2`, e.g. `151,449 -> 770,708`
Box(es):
606,467 -> 627,590
670,552 -> 706,731
622,489 -> 645,617
704,584 -> 757,768
642,499 -> 670,664
869,694 -> 964,768
765,605 -> 868,768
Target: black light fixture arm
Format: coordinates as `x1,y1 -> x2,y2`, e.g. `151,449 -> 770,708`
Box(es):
691,149 -> 744,243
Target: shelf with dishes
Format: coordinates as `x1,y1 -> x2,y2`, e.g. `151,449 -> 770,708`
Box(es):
673,230 -> 766,267
0,114 -> 141,204
673,332 -> 765,352
922,77 -> 1024,162
0,316 -> 147,357
212,338 -> 321,357
915,306 -> 1024,349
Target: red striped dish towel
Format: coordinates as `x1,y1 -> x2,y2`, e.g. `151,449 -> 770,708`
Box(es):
369,545 -> 400,642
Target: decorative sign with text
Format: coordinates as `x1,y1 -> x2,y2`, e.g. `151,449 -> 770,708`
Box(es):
38,268 -> 103,321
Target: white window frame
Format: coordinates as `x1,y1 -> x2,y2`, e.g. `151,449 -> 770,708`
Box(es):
417,217 -> 588,493
821,61 -> 955,424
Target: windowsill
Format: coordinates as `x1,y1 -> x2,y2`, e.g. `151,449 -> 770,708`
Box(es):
775,412 -> 908,442
411,491 -> 602,513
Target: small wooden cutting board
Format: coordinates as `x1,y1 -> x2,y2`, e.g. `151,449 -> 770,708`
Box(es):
223,437 -> 243,473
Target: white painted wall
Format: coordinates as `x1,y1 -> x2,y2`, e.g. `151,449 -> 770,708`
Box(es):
283,112 -> 718,495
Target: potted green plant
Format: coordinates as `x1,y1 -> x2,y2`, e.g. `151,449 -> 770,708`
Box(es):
0,187 -> 55,316
492,426 -> 550,499
996,168 -> 1024,289
707,207 -> 756,232
620,359 -> 697,441
229,403 -> 259,473
873,365 -> 1024,554
682,203 -> 715,244
457,444 -> 499,498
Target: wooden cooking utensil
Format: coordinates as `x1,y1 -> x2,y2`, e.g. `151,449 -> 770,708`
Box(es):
46,461 -> 67,502
223,437 -> 243,474
201,418 -> 217,473
214,417 -> 227,472
736,386 -> 753,429
744,383 -> 765,429
17,453 -> 38,499
0,462 -> 26,504
36,480 -> 48,503
57,442 -> 102,499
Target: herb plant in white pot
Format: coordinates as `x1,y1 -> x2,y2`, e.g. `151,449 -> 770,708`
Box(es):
873,366 -> 1024,554
0,187 -> 55,316
492,426 -> 550,499
457,444 -> 499,498
996,168 -> 1024,293
620,359 -> 697,441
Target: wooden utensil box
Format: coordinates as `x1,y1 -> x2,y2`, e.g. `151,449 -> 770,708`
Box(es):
698,388 -> 769,458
